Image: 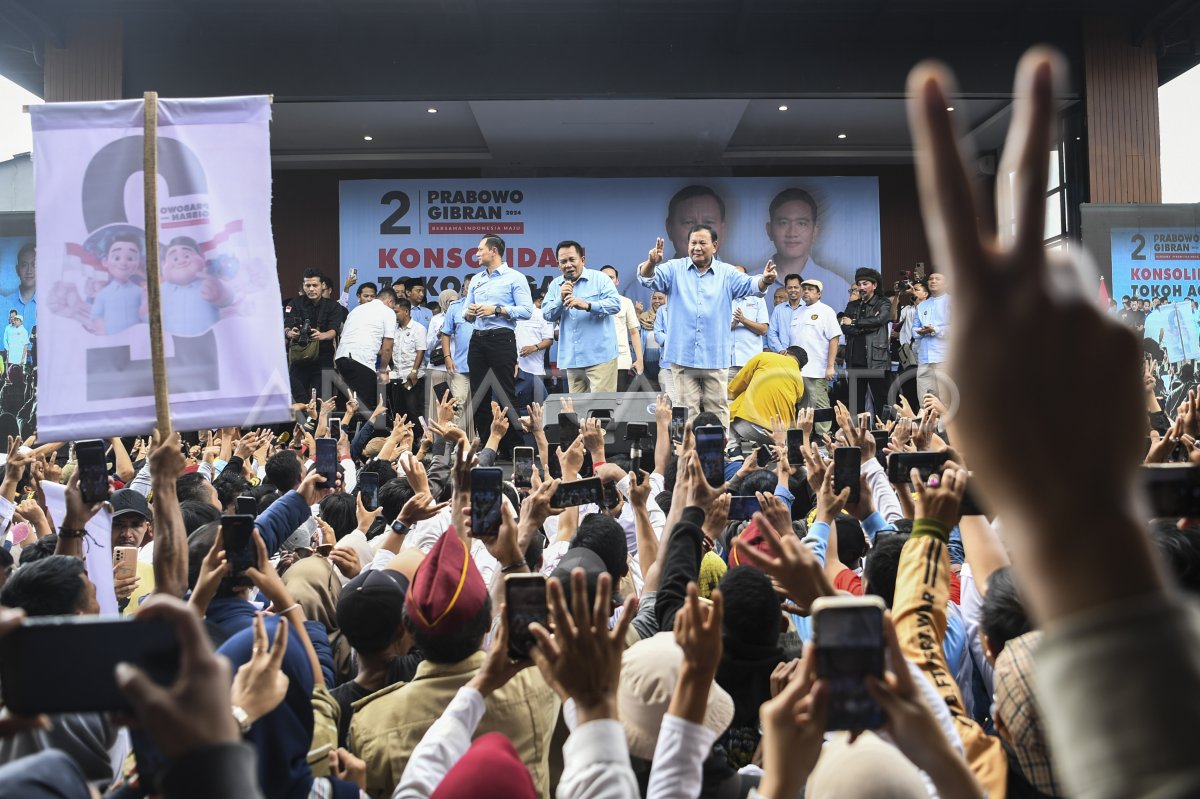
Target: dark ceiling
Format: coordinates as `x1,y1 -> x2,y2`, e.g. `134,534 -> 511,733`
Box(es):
1,0 -> 1197,169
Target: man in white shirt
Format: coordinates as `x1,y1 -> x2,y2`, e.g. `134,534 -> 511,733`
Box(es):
601,265 -> 645,391
334,287 -> 398,409
729,265 -> 769,381
788,278 -> 841,436
515,290 -> 554,414
389,297 -> 427,439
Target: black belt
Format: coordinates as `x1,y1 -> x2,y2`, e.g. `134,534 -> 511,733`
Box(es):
473,327 -> 515,338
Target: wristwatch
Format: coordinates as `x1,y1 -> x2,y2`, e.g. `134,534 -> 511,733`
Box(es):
391,520 -> 410,536
231,704 -> 253,734
58,527 -> 86,539
496,306 -> 506,317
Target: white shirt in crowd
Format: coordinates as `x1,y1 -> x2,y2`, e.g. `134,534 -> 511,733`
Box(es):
425,312 -> 445,370
612,296 -> 639,370
390,319 -> 427,379
516,306 -> 555,376
334,299 -> 398,369
788,299 -> 842,379
730,294 -> 769,368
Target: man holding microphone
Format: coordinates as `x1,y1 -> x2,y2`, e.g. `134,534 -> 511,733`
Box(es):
541,240 -> 623,393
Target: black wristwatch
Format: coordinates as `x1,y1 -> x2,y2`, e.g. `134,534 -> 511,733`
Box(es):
391,520 -> 410,536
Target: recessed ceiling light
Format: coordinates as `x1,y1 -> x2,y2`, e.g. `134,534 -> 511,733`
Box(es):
1076,136 -> 1081,140
837,133 -> 847,139
427,107 -> 438,114
363,135 -> 373,141
946,106 -> 955,111
778,105 -> 788,111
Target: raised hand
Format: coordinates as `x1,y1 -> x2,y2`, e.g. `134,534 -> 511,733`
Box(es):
529,570 -> 637,723
648,237 -> 665,267
734,512 -> 835,613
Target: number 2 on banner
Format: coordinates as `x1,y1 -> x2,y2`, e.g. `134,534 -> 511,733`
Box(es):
380,191 -> 412,235
1131,233 -> 1146,261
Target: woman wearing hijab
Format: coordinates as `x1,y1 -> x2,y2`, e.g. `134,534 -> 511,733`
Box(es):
218,616 -> 364,799
281,555 -> 352,687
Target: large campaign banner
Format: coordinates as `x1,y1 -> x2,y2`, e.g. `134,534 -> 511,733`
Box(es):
30,96 -> 291,440
340,177 -> 881,311
1111,226 -> 1200,301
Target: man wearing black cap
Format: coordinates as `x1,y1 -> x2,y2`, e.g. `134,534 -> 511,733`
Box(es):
330,569 -> 420,747
110,488 -> 155,613
840,267 -> 892,416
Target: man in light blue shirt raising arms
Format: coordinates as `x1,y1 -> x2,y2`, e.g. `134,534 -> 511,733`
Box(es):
637,224 -> 776,427
463,236 -> 534,450
541,240 -> 623,394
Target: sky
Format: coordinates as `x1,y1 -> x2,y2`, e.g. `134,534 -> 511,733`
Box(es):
0,74 -> 39,161
1159,65 -> 1200,204
0,64 -> 1197,198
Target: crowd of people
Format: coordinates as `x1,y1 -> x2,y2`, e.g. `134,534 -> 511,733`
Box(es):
0,48 -> 1195,799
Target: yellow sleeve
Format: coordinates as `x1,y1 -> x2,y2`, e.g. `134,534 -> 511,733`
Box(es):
893,524 -> 1007,796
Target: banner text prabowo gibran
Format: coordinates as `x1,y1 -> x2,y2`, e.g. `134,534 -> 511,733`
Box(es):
339,178 -> 881,310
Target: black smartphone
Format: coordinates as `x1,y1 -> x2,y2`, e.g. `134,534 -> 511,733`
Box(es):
513,446 -> 534,489
755,444 -> 772,468
235,495 -> 257,516
505,574 -> 547,660
670,406 -> 688,443
625,422 -> 648,441
221,514 -> 257,577
434,381 -> 451,402
589,408 -> 613,429
833,446 -> 861,504
551,476 -> 603,508
695,425 -> 726,488
959,480 -> 986,517
358,470 -> 380,512
329,419 -> 341,441
870,429 -> 891,451
728,494 -> 762,521
75,438 -> 110,504
1142,464 -> 1200,517
0,616 -> 180,715
601,480 -> 621,510
885,451 -> 949,485
787,428 -> 805,465
812,407 -> 835,424
470,467 -> 503,538
315,437 -> 337,486
812,596 -> 886,731
558,412 -> 581,450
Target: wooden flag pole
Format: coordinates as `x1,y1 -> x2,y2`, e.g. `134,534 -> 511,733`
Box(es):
142,91 -> 172,437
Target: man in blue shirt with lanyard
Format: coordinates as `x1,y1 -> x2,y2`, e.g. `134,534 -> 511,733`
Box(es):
463,236 -> 534,450
541,240 -> 623,394
637,225 -> 776,427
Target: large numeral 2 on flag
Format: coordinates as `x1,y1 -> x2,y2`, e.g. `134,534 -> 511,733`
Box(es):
380,191 -> 412,234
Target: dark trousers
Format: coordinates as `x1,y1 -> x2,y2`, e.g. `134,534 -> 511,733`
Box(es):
468,328 -> 523,453
389,376 -> 426,441
290,360 -> 331,404
849,367 -> 890,418
335,357 -> 381,410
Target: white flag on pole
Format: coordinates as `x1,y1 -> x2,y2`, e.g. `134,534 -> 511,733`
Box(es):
30,96 -> 291,439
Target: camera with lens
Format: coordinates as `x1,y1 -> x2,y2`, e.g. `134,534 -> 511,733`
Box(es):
295,320 -> 313,348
